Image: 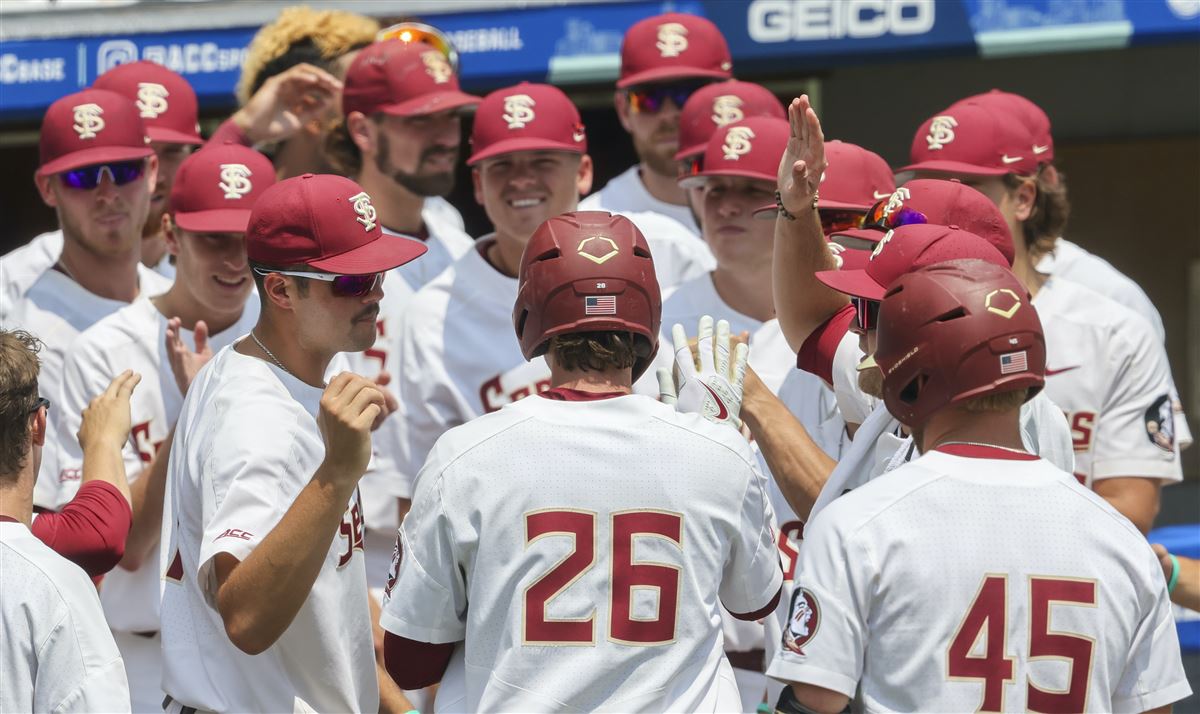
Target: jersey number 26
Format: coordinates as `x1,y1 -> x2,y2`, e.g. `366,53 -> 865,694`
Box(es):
523,509 -> 682,646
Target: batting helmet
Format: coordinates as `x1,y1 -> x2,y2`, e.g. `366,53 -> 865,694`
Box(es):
870,259 -> 1045,427
513,211 -> 661,379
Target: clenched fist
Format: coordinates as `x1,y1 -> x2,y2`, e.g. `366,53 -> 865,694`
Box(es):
317,372 -> 385,482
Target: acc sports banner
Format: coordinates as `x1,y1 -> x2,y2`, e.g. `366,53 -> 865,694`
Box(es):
2,0 -> 1197,120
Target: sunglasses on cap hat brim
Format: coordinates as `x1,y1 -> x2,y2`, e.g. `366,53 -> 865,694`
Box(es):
376,22 -> 459,72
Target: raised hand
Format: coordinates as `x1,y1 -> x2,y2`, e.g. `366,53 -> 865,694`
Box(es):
165,317 -> 213,396
777,95 -> 827,216
658,315 -> 748,428
77,370 -> 141,452
317,372 -> 385,482
233,62 -> 343,145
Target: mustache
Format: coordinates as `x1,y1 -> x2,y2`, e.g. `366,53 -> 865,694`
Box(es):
420,146 -> 457,162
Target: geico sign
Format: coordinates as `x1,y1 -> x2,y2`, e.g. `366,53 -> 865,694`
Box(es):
749,0 -> 935,42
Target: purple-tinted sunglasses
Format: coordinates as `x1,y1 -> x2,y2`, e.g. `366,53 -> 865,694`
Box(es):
59,160 -> 145,190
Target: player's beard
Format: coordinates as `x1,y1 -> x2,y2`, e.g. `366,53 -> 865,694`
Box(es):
633,125 -> 679,179
858,366 -> 884,399
376,132 -> 457,197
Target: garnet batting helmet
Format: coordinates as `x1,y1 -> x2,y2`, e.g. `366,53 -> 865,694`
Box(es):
514,211 -> 661,379
870,259 -> 1045,427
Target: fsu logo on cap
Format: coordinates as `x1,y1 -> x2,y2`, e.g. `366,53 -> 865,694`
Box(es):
926,115 -> 958,150
711,95 -> 745,127
656,22 -> 689,58
72,103 -> 105,140
870,229 -> 895,260
783,587 -> 820,656
136,82 -> 170,118
349,191 -> 377,231
218,164 -> 253,199
722,126 -> 755,161
422,51 -> 453,84
502,94 -> 536,130
882,187 -> 910,218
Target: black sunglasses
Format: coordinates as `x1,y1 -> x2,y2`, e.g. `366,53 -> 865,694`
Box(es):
29,396 -> 50,415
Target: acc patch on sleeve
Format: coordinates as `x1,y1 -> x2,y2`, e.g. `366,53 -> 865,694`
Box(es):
783,586 -> 821,656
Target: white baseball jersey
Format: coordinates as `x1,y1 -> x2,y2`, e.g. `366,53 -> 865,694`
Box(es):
0,230 -> 63,316
149,253 -> 176,281
159,345 -> 376,713
660,272 -> 797,393
1038,238 -> 1191,448
56,297 -> 258,621
1,519 -> 131,713
618,209 -> 716,291
581,164 -> 700,235
1,263 -> 171,509
386,197 -> 475,293
767,446 -> 1192,713
1034,277 -> 1182,486
381,392 -> 783,712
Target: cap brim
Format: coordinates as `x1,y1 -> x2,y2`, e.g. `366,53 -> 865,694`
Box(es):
751,202 -> 779,219
678,167 -> 774,189
37,145 -> 153,177
814,267 -> 886,300
836,247 -> 872,271
895,160 -> 1009,178
147,126 -> 204,145
379,91 -> 482,117
617,66 -> 731,89
307,232 -> 429,274
467,139 -> 585,166
174,208 -> 253,234
830,227 -> 886,251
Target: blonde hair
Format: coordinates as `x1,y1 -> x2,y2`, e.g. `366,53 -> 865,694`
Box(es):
238,6 -> 379,105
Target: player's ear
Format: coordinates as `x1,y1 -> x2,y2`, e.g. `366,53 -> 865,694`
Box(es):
346,111 -> 374,154
33,172 -> 57,207
163,214 -> 182,256
615,91 -> 633,132
263,273 -> 296,311
1011,176 -> 1037,222
471,168 -> 484,207
144,154 -> 160,196
576,154 -> 594,197
30,405 -> 47,447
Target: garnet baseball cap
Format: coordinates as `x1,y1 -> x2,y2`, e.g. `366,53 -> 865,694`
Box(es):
38,89 -> 152,177
674,80 -> 784,161
467,82 -> 586,166
816,224 -> 1009,301
953,89 -> 1054,162
170,143 -> 276,233
92,60 -> 203,145
617,12 -> 732,89
246,174 -> 427,273
818,140 -> 896,211
679,116 -> 788,188
899,103 -> 1039,178
342,40 -> 481,118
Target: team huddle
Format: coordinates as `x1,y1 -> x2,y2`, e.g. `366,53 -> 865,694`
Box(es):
0,7 -> 1193,714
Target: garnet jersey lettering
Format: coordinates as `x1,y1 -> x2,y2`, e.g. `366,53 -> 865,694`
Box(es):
1,521 -> 131,713
159,346 -> 376,713
479,361 -> 553,413
382,394 -> 782,712
1033,277 -> 1181,486
767,449 -> 1190,712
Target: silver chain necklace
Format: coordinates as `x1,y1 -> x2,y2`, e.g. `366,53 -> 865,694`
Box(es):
936,440 -> 1030,455
250,331 -> 293,378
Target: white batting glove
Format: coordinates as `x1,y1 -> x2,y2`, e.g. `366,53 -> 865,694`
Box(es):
656,315 -> 748,428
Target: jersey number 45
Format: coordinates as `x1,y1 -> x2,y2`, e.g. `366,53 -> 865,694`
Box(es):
523,509 -> 682,646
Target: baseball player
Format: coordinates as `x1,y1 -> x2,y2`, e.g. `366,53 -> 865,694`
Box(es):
54,143 -> 274,712
389,82 -> 710,506
0,89 -> 171,511
581,12 -> 732,234
675,79 -> 785,226
324,37 -> 482,602
158,175 -> 421,713
94,60 -> 206,279
1,330 -> 134,713
769,260 -> 1191,713
381,211 -> 782,711
900,101 -> 1183,531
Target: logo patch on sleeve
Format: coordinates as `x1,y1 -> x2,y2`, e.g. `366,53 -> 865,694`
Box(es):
783,586 -> 820,655
1145,394 -> 1175,453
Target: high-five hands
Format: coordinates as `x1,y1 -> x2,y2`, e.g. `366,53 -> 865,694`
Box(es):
777,94 -> 827,216
165,317 -> 213,396
657,315 -> 748,428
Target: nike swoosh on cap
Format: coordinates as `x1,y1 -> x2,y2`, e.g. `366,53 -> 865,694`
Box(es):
1045,365 -> 1080,376
873,191 -> 893,200
701,382 -> 729,421
1033,144 -> 1050,154
1000,155 -> 1024,164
